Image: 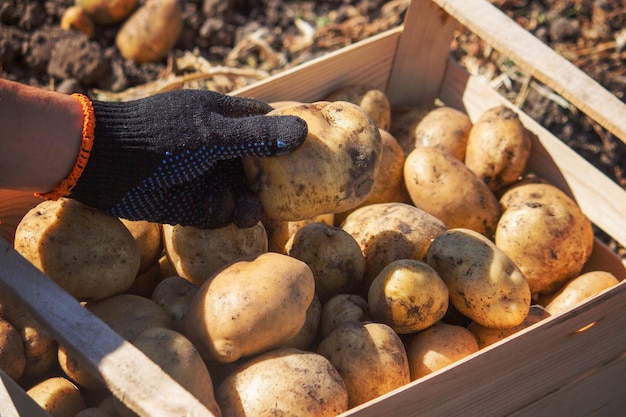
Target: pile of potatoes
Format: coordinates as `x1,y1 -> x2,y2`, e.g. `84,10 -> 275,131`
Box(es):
1,86 -> 622,417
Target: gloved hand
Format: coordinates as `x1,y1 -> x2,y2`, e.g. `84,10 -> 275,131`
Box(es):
37,89 -> 307,229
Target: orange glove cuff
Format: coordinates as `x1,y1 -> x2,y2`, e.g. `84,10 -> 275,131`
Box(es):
35,93 -> 95,200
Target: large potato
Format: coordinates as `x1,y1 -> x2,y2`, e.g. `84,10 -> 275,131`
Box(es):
115,0 -> 182,63
404,322 -> 479,380
544,271 -> 620,316
341,202 -> 447,292
368,259 -> 449,334
162,222 -> 267,287
286,222 -> 365,303
216,347 -> 348,417
334,129 -> 409,225
496,182 -> 595,299
404,147 -> 500,237
242,101 -> 383,220
114,328 -> 222,417
325,84 -> 391,130
14,198 -> 140,301
27,376 -> 86,417
465,106 -> 533,191
317,321 -> 410,408
426,228 -> 531,329
184,252 -> 315,363
414,106 -> 471,161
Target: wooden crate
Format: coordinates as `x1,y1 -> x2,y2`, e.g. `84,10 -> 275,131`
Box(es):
1,0 -> 625,415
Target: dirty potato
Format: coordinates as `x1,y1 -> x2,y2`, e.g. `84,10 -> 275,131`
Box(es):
414,106 -> 471,161
326,84 -> 391,130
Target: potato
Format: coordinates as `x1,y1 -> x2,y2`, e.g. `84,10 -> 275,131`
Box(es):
115,0 -> 182,64
404,322 -> 479,380
280,293 -> 322,351
414,106 -> 471,161
27,376 -> 86,417
468,305 -> 551,348
76,0 -> 136,24
58,343 -> 103,390
403,147 -> 500,237
544,271 -> 620,316
263,213 -> 334,254
465,106 -> 533,191
216,347 -> 348,417
325,84 -> 391,130
0,291 -> 57,381
341,202 -> 447,292
162,222 -> 267,287
184,252 -> 315,363
318,293 -> 371,339
151,276 -> 199,333
286,222 -> 365,303
496,182 -> 595,299
120,219 -> 162,274
14,198 -> 140,301
426,228 -> 531,329
87,294 -> 172,342
242,101 -> 383,220
334,129 -> 409,225
0,316 -> 26,381
368,259 -> 449,334
61,6 -> 95,38
317,321 -> 410,408
113,328 -> 222,417
389,104 -> 434,155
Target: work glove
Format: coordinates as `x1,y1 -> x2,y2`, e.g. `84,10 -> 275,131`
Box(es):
38,89 -> 307,229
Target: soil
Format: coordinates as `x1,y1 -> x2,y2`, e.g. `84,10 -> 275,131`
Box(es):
1,0 -> 624,258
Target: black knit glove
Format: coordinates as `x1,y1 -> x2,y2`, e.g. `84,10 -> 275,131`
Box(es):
39,90 -> 307,229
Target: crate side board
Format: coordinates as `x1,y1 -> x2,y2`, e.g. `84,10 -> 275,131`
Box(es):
343,279 -> 626,417
431,0 -> 626,144
232,27 -> 401,103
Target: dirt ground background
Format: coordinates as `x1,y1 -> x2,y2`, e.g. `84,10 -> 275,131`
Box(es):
1,0 -> 624,259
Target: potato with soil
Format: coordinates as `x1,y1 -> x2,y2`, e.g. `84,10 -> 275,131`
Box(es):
115,0 -> 182,64
151,276 -> 199,333
465,106 -> 533,191
414,106 -> 471,161
0,289 -> 58,380
317,321 -> 410,408
120,219 -> 162,274
468,305 -> 551,348
389,104 -> 434,155
286,222 -> 365,303
426,228 -> 531,329
14,198 -> 140,301
404,146 -> 500,237
184,252 -> 315,363
113,327 -> 222,417
318,293 -> 371,339
326,84 -> 391,130
496,182 -> 595,299
26,376 -> 86,417
0,316 -> 26,381
544,271 -> 620,316
216,347 -> 348,417
404,322 -> 479,380
264,213 -> 334,254
162,221 -> 267,287
368,259 -> 449,334
341,202 -> 447,292
242,101 -> 383,220
76,0 -> 137,24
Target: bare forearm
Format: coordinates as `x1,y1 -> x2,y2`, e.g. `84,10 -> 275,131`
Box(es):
0,79 -> 83,192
